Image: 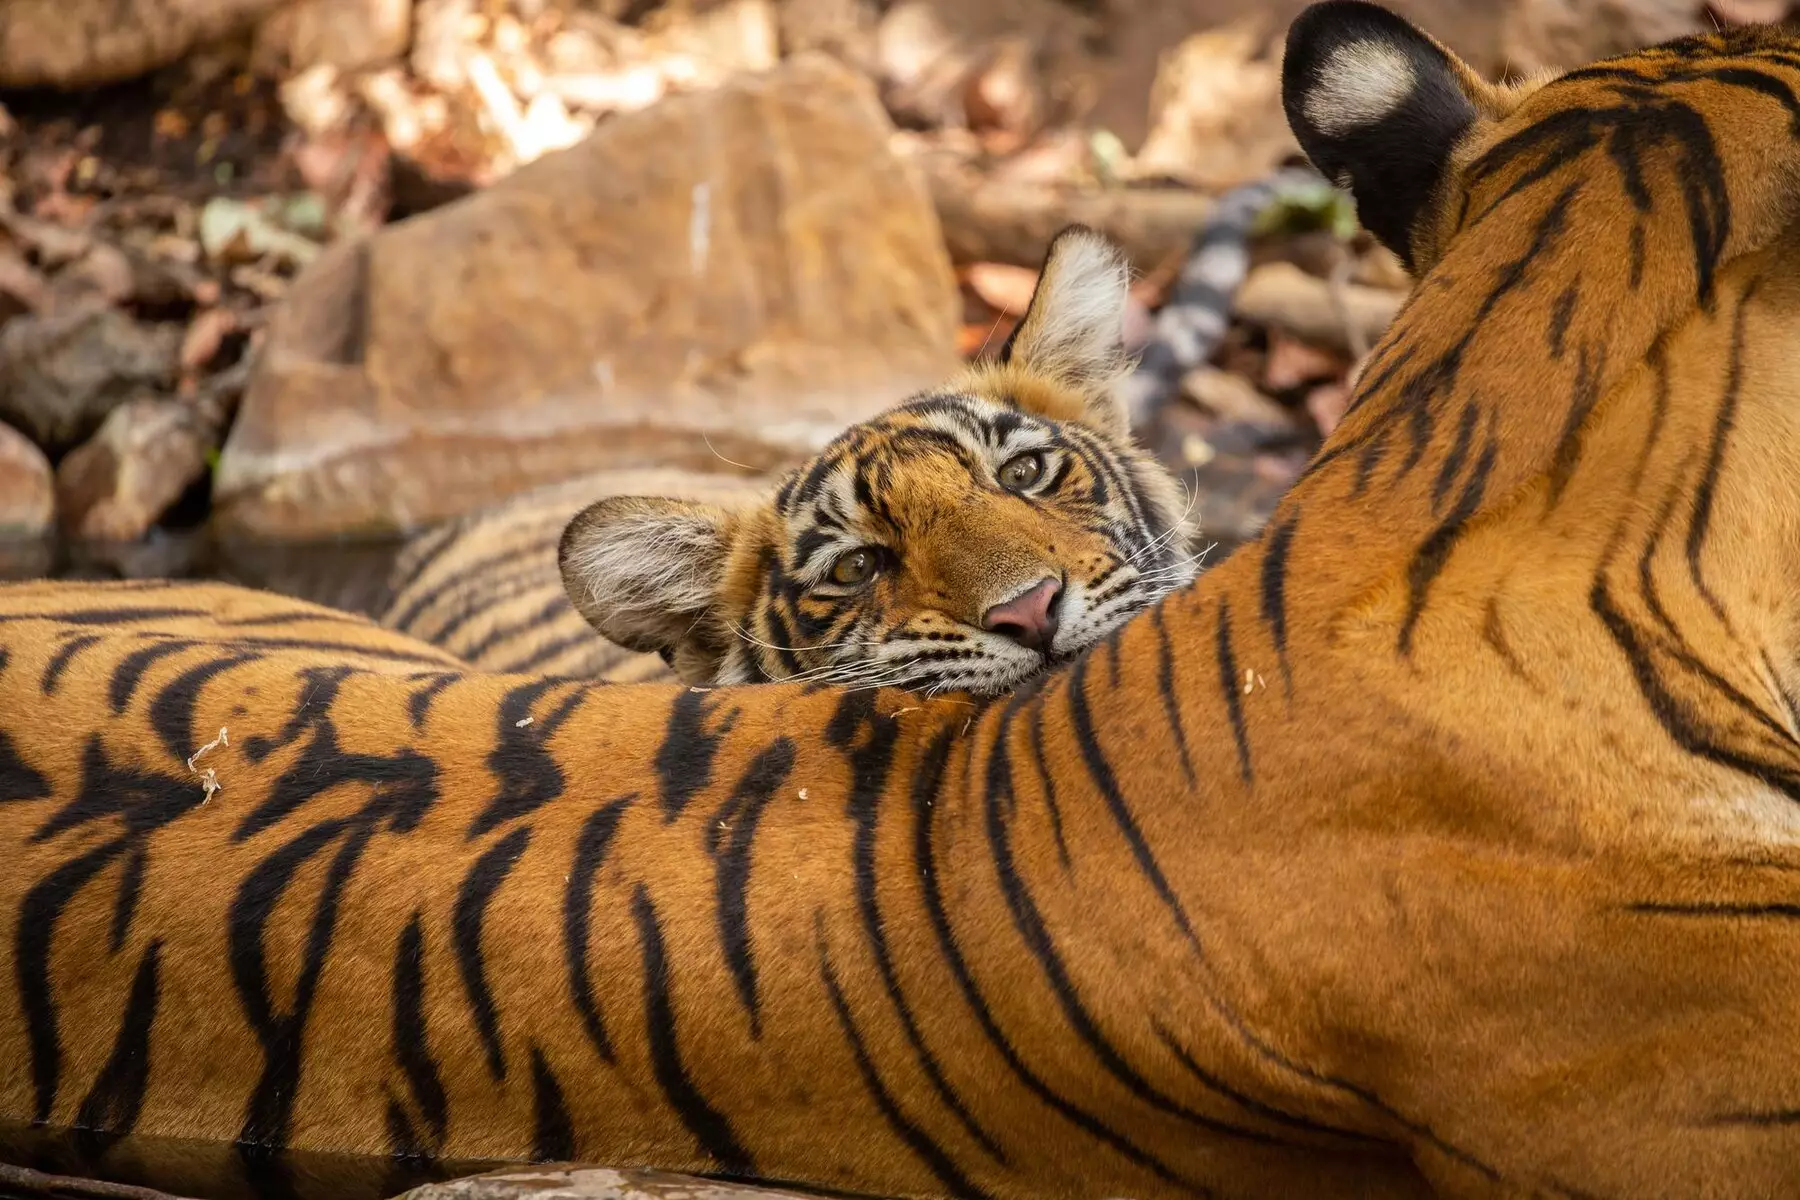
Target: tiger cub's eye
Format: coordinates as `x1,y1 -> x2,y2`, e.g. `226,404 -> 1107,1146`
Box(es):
998,451 -> 1045,491
830,548 -> 878,586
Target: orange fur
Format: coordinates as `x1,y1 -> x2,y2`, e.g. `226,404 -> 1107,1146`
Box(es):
11,8 -> 1800,1200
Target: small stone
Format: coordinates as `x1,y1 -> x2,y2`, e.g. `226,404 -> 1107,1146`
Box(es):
0,422 -> 54,538
56,399 -> 212,541
0,307 -> 181,453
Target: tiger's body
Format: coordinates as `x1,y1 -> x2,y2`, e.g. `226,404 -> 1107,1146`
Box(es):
377,470 -> 766,683
12,4 -> 1800,1199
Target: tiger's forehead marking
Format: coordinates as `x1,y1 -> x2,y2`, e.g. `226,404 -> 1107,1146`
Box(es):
775,393 -> 1060,527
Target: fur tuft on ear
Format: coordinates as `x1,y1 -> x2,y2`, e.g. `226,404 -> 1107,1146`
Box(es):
996,225 -> 1134,407
558,495 -> 734,673
1282,0 -> 1480,271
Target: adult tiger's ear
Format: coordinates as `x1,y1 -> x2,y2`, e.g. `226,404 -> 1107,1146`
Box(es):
1282,0 -> 1484,272
996,224 -> 1133,436
559,495 -> 734,676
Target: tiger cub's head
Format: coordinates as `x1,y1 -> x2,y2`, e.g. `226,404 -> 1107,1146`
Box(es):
558,227 -> 1198,694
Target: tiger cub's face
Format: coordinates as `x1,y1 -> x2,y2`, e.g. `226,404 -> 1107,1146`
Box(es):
559,227 -> 1201,694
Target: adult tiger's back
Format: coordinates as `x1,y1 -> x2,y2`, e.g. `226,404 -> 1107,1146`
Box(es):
13,6 -> 1800,1200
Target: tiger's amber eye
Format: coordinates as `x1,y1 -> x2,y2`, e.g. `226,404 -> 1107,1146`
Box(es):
999,451 -> 1045,491
830,548 -> 877,586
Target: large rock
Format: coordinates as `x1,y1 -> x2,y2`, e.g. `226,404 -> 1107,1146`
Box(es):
0,423 -> 54,539
0,0 -> 284,89
215,54 -> 960,540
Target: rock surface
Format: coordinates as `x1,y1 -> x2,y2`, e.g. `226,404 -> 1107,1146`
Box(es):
0,307 -> 182,455
253,0 -> 411,73
215,53 -> 960,539
400,1166 -> 842,1200
55,399 -> 213,541
0,0 -> 285,89
0,423 -> 55,539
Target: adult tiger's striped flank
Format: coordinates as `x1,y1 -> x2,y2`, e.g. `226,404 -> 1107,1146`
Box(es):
17,4 -> 1800,1199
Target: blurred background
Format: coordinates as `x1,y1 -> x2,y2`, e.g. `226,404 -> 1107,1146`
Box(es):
0,0 -> 1783,615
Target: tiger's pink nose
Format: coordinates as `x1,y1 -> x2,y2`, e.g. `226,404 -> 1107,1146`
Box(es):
982,577 -> 1063,652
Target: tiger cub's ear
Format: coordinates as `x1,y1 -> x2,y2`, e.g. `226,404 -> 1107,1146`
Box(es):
559,495 -> 735,676
1282,0 -> 1488,272
997,224 -> 1133,435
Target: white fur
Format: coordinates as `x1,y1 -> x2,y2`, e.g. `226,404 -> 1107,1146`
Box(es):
1015,231 -> 1133,387
1303,40 -> 1417,138
566,511 -> 719,617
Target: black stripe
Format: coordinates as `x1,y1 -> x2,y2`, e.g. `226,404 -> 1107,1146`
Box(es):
1024,703 -> 1071,869
826,691 -> 1006,1162
657,690 -> 735,820
0,605 -> 201,627
1546,342 -> 1607,505
632,884 -> 753,1173
1431,402 -> 1480,512
384,542 -> 548,632
109,639 -> 199,713
504,630 -> 608,676
1546,280 -> 1579,358
73,941 -> 162,1158
19,835 -> 124,1120
41,634 -> 101,694
109,848 -> 146,954
1684,282 -> 1757,626
381,519 -> 472,607
531,1046 -> 578,1162
1213,601 -> 1252,785
0,728 -> 50,805
1396,415 -> 1499,657
816,925 -> 986,1198
148,651 -> 258,764
707,739 -> 797,1037
1257,514 -> 1296,694
1155,1026 -> 1382,1144
470,679 -> 586,839
1625,901 -> 1800,919
407,672 -> 461,728
984,701 -> 1291,1148
392,913 -> 448,1144
449,591 -> 570,663
1067,653 -> 1204,943
909,727 -> 1198,1188
1148,610 -> 1197,787
214,636 -> 458,666
564,795 -> 634,1063
454,825 -> 533,1080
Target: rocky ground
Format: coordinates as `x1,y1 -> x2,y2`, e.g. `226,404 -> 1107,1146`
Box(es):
0,0 -> 1786,618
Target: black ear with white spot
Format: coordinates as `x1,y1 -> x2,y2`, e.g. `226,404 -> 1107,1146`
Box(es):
1282,0 -> 1478,271
558,495 -> 733,673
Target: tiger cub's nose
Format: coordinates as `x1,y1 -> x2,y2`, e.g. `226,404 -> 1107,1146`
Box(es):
982,577 -> 1064,651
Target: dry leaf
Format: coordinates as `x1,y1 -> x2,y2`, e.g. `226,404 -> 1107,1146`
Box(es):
180,308 -> 238,372
962,262 -> 1038,315
1263,331 -> 1349,392
1305,381 -> 1351,437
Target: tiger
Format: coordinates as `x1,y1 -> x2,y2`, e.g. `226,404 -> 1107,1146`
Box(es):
380,340 -> 1205,697
13,5 -> 1800,1199
373,163 -> 1348,694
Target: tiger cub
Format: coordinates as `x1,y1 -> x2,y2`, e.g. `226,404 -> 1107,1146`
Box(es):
558,227 -> 1203,695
